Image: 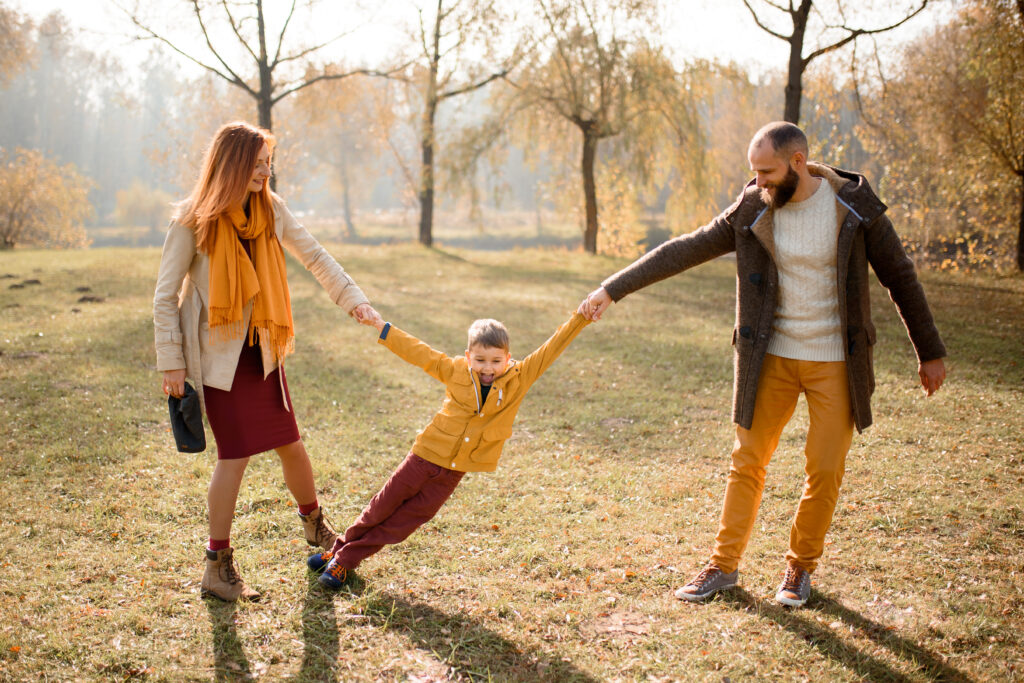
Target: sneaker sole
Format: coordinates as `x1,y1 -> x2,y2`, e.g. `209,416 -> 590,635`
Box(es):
675,581 -> 737,602
775,592 -> 808,608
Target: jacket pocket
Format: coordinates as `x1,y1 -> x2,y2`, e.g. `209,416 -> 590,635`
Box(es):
431,413 -> 465,436
482,424 -> 513,442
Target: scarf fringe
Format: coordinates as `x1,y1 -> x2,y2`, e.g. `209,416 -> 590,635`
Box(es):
251,320 -> 295,363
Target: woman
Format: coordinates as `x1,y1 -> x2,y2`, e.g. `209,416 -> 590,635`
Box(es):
153,121 -> 381,601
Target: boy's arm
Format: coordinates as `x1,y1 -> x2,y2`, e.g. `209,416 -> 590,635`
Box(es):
517,312 -> 591,386
376,322 -> 457,383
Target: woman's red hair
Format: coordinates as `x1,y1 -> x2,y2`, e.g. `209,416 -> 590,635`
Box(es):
176,121 -> 276,252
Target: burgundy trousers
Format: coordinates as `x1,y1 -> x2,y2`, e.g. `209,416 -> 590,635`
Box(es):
329,453 -> 465,569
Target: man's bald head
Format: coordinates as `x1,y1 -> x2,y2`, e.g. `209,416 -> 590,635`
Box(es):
750,121 -> 808,160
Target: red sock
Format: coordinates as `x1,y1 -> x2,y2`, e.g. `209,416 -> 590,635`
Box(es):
298,500 -> 319,516
208,537 -> 230,552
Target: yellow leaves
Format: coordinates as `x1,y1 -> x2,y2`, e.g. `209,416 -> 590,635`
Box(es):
0,148 -> 94,249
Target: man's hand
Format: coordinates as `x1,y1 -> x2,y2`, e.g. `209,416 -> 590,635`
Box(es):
352,303 -> 385,332
918,358 -> 946,396
162,369 -> 186,398
577,287 -> 612,321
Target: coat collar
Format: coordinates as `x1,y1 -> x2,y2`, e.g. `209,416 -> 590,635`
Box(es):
744,162 -> 887,258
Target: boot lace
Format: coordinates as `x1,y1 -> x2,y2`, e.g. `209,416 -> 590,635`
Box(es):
781,565 -> 807,593
326,562 -> 347,582
223,552 -> 241,585
314,515 -> 333,545
689,565 -> 721,589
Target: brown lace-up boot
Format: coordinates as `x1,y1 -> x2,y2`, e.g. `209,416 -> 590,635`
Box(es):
299,506 -> 338,549
201,547 -> 260,602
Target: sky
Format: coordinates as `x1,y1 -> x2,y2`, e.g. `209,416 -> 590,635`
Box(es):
15,0 -> 949,87
17,0 -> 792,77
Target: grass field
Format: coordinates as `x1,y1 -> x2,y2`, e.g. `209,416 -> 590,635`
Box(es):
1,243 -> 1022,682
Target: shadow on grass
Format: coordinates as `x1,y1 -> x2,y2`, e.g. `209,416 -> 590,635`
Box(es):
321,579 -> 599,682
719,588 -> 971,682
298,579 -> 340,683
204,598 -> 251,682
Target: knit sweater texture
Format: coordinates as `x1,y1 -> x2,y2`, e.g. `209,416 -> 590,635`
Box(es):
766,179 -> 845,362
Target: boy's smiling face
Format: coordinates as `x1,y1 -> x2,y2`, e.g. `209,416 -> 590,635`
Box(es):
465,344 -> 511,385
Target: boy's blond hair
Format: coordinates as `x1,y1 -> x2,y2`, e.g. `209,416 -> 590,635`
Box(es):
467,319 -> 509,351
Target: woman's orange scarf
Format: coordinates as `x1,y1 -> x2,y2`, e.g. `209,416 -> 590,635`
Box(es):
206,195 -> 294,364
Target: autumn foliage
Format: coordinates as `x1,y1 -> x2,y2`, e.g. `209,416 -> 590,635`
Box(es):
0,147 -> 93,249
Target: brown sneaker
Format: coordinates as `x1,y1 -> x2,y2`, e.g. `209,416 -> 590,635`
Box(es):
775,564 -> 811,607
675,564 -> 738,602
201,547 -> 261,602
299,506 -> 338,549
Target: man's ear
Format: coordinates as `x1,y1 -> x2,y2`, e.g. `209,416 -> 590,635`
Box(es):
791,149 -> 807,169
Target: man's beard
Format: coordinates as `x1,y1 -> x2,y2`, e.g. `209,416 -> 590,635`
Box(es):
760,165 -> 800,208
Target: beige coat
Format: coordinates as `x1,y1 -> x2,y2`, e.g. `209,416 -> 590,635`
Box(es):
153,196 -> 369,409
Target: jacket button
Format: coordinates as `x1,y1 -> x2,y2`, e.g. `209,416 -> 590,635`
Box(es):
464,437 -> 470,442
740,326 -> 752,339
748,273 -> 762,285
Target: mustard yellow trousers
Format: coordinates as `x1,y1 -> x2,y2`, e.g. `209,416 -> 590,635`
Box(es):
710,354 -> 855,574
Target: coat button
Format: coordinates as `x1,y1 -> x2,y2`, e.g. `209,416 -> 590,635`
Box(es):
748,273 -> 762,285
464,437 -> 470,442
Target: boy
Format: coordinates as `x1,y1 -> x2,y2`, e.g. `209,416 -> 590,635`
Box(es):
308,310 -> 590,589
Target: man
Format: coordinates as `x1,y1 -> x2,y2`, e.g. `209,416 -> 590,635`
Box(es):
579,122 -> 946,608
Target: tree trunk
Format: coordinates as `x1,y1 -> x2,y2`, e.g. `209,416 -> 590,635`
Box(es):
418,1 -> 442,248
581,129 -> 599,254
1018,174 -> 1024,271
418,98 -> 437,247
340,160 -> 356,239
783,0 -> 813,124
255,1 -> 276,190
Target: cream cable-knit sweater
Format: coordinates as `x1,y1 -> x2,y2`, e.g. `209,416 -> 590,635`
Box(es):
766,179 -> 845,362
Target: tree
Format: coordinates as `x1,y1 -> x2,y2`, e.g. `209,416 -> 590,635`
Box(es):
740,0 -> 931,123
121,1 -> 402,161
293,71 -> 390,237
114,180 -> 174,235
511,0 -> 656,253
857,0 -> 1024,270
392,0 -> 520,246
0,5 -> 33,85
0,148 -> 93,249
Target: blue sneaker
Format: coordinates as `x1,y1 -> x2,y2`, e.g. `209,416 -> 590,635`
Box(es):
318,556 -> 349,590
307,550 -> 333,573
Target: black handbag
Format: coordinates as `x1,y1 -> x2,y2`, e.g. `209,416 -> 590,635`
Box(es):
168,382 -> 206,453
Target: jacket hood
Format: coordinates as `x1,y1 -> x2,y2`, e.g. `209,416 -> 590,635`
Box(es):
808,162 -> 887,222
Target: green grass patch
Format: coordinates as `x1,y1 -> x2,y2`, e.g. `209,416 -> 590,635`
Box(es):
1,244 -> 1022,681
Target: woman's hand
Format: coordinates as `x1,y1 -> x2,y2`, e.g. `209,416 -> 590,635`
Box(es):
352,303 -> 384,332
162,369 -> 186,398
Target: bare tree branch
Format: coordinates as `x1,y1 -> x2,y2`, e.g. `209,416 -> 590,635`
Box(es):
742,0 -> 790,41
274,29 -> 360,67
271,0 -> 298,67
440,69 -> 508,99
803,0 -> 930,65
271,66 -> 410,104
189,0 -> 253,92
220,0 -> 259,64
119,5 -> 256,96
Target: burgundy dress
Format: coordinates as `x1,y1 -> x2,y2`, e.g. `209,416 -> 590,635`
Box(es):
203,341 -> 300,460
202,237 -> 300,460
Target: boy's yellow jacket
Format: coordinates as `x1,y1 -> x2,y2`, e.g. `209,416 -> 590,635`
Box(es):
377,312 -> 590,473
